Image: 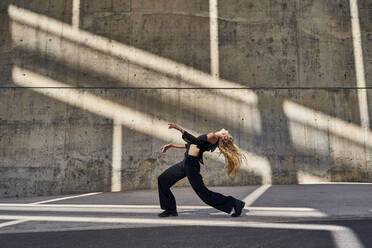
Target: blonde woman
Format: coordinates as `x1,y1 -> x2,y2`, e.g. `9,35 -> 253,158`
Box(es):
158,123 -> 245,217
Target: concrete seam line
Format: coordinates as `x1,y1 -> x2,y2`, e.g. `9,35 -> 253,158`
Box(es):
28,192 -> 102,205
4,86 -> 372,90
243,184 -> 272,206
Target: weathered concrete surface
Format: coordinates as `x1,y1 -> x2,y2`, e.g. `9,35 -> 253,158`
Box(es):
1,0 -> 372,197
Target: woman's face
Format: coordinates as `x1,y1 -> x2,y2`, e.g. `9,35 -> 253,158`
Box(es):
219,128 -> 230,140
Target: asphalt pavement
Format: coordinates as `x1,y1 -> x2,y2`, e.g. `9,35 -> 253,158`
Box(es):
0,184 -> 371,248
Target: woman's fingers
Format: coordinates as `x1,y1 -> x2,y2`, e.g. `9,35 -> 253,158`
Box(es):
168,123 -> 177,129
161,144 -> 169,153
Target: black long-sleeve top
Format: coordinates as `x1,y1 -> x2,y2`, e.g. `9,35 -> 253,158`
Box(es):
182,131 -> 218,164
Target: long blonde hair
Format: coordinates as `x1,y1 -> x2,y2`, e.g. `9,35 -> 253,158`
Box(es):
218,137 -> 243,176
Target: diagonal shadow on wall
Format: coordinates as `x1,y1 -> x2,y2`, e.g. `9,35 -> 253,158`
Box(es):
1,0 -> 372,198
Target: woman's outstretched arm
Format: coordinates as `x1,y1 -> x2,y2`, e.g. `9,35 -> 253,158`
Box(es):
168,123 -> 185,134
161,143 -> 186,153
168,123 -> 201,145
168,123 -> 209,146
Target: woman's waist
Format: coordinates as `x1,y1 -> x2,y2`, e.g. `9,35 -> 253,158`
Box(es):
184,154 -> 204,165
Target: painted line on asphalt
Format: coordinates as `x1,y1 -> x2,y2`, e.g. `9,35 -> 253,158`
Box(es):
0,192 -> 101,229
0,223 -> 160,234
301,182 -> 372,185
0,214 -> 355,229
0,204 -> 327,217
0,215 -> 364,248
243,184 -> 271,206
0,203 -> 321,212
209,209 -> 326,218
0,219 -> 28,229
0,204 -> 208,209
28,192 -> 102,205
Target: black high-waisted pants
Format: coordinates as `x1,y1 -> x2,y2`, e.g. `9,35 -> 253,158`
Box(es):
158,155 -> 235,213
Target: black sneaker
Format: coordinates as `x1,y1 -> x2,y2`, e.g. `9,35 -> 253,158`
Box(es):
158,210 -> 178,217
231,199 -> 245,217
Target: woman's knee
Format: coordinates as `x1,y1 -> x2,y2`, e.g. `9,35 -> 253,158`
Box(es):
158,174 -> 165,184
158,173 -> 171,187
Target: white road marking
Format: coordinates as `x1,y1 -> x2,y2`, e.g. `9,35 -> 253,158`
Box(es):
0,224 -> 156,234
248,207 -> 324,212
0,203 -> 322,212
0,205 -> 161,214
28,192 -> 102,205
0,214 -> 353,229
209,212 -> 226,215
245,210 -> 326,218
0,215 -> 364,248
0,204 -> 328,217
301,182 -> 372,185
0,204 -> 208,209
331,227 -> 365,248
0,220 -> 28,229
0,192 -> 101,229
243,184 -> 271,206
209,207 -> 326,217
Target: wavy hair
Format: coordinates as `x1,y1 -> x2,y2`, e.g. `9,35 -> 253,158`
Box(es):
218,136 -> 243,176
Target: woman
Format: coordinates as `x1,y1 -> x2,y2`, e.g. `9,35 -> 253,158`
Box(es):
157,123 -> 245,217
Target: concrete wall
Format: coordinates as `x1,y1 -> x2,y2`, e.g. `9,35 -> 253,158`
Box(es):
1,0 -> 372,198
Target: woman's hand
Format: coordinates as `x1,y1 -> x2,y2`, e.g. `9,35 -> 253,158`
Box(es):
161,144 -> 173,153
168,123 -> 179,129
168,123 -> 184,133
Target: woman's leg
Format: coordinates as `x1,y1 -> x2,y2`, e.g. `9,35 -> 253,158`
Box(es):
184,156 -> 236,214
158,161 -> 186,211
